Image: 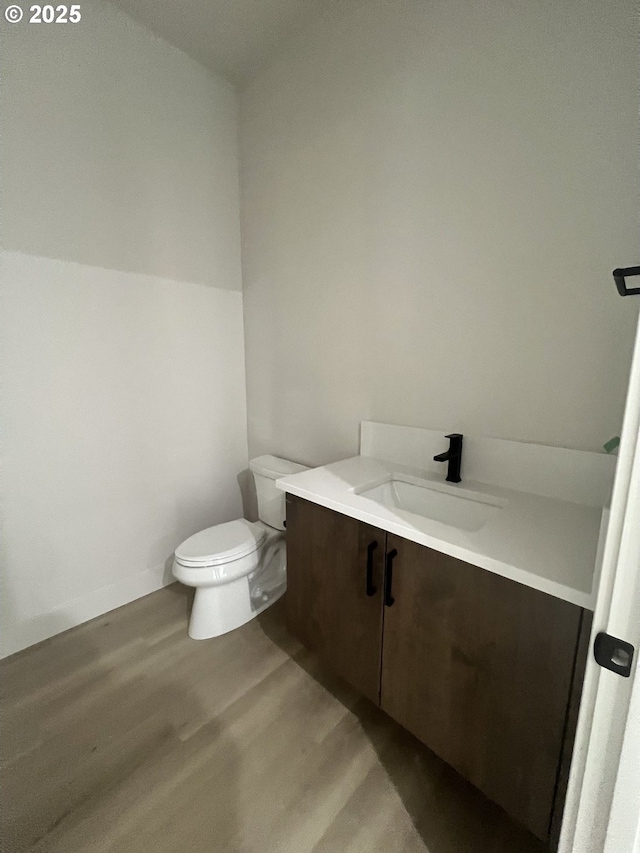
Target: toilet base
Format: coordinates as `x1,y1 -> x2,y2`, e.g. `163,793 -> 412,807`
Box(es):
188,577 -> 285,639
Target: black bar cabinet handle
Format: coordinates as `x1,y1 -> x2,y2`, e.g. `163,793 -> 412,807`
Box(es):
366,541 -> 378,596
385,549 -> 398,607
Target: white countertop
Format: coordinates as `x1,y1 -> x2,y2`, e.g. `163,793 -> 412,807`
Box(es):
276,455 -> 607,610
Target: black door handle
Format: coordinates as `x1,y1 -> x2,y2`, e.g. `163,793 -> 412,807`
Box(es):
613,266 -> 640,297
385,549 -> 397,607
594,632 -> 635,677
366,541 -> 378,596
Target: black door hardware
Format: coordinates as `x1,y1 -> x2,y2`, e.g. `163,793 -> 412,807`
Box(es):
433,433 -> 463,483
594,632 -> 635,678
613,266 -> 640,297
384,549 -> 397,607
366,541 -> 378,596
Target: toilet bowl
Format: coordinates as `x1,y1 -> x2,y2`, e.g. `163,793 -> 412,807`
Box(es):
172,455 -> 308,639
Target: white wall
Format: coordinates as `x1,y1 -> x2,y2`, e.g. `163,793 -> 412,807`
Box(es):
0,1 -> 248,656
240,0 -> 640,466
1,0 -> 241,289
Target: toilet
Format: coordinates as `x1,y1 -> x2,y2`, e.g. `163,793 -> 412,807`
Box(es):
172,455 -> 308,639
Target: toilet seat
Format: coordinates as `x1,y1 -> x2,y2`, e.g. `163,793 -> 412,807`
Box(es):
174,519 -> 266,568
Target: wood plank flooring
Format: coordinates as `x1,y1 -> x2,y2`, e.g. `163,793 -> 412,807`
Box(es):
0,585 -> 548,853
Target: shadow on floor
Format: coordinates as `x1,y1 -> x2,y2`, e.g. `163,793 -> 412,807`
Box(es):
257,597 -> 549,853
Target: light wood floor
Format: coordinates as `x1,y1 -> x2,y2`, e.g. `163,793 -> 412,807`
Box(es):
1,585 -> 548,853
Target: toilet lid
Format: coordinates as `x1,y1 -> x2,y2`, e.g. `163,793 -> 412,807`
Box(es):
175,519 -> 266,567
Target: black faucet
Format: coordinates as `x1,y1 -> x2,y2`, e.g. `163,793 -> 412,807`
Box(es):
433,433 -> 463,483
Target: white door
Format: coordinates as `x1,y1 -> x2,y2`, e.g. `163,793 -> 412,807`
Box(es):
603,412 -> 640,853
560,309 -> 640,853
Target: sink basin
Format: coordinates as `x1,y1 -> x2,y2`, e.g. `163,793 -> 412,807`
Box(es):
356,475 -> 504,532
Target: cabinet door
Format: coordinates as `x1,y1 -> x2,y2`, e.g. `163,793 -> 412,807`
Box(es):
380,534 -> 584,841
285,495 -> 386,703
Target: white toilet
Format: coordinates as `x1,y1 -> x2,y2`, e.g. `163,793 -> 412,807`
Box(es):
172,455 -> 308,639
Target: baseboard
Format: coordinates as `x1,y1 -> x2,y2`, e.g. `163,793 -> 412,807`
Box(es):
0,566 -> 172,659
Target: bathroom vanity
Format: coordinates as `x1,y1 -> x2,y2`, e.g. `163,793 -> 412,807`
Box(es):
276,423 -> 615,847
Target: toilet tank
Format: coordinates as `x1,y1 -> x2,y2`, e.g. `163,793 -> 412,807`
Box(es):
249,455 -> 309,530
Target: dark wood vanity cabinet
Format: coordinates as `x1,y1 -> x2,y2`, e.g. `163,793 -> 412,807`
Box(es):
285,494 -> 590,845
285,493 -> 386,703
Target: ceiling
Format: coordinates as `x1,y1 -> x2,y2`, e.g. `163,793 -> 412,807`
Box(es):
110,0 -> 318,87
